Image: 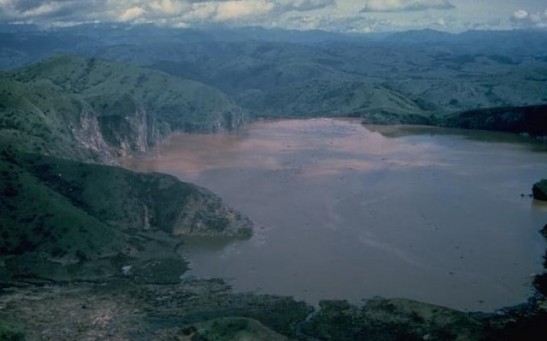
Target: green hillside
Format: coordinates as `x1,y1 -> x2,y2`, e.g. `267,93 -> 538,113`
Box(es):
0,56 -> 253,285
11,56 -> 247,132
239,79 -> 430,119
0,148 -> 252,284
0,56 -> 247,163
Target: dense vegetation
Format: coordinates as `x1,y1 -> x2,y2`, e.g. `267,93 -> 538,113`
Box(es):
0,55 -> 247,164
2,25 -> 547,124
0,51 -> 253,287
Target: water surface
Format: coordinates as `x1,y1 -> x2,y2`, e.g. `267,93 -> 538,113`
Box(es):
124,119 -> 547,311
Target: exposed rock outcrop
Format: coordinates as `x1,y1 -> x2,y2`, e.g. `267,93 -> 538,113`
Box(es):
1,56 -> 249,164
70,95 -> 158,163
0,149 -> 253,284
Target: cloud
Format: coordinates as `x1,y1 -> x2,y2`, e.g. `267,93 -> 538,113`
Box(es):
511,8 -> 547,28
283,14 -> 402,33
0,0 -> 282,24
0,0 -> 102,22
513,9 -> 528,20
280,0 -> 335,12
214,0 -> 274,21
119,6 -> 145,22
149,0 -> 188,14
360,0 -> 454,13
0,0 -> 542,33
168,0 -> 276,22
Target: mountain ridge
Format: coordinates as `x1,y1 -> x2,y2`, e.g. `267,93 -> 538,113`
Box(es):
1,55 -> 248,163
0,55 -> 254,286
2,25 -> 547,120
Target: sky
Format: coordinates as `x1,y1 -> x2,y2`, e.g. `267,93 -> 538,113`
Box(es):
1,0 -> 547,32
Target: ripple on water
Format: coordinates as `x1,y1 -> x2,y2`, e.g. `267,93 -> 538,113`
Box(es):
124,119 -> 547,312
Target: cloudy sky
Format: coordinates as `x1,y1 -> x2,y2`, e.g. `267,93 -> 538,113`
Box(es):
1,0 -> 547,32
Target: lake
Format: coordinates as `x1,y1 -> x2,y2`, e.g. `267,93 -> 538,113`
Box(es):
124,118 -> 547,312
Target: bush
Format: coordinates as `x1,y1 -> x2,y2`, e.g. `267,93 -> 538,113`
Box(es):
0,321 -> 25,341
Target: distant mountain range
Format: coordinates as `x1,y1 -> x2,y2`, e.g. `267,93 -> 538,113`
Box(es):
1,25 -> 546,121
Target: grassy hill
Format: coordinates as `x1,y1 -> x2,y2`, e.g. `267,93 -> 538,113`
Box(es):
0,148 -> 252,284
149,42 -> 437,119
0,56 -> 253,285
440,104 -> 547,135
11,55 -> 247,132
0,77 -> 112,161
140,40 -> 547,119
0,56 -> 247,163
2,26 -> 547,123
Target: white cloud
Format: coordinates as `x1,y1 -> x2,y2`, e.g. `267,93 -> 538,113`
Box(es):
511,7 -> 547,28
279,0 -> 335,12
186,3 -> 217,21
149,0 -> 187,14
119,6 -> 145,22
20,2 -> 60,17
530,12 -> 542,22
215,0 -> 274,21
361,0 -> 454,13
159,0 -> 275,22
513,9 -> 528,20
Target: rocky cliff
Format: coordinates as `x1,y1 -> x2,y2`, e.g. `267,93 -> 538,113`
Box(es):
0,56 -> 254,285
12,56 -> 248,132
1,56 -> 248,164
0,148 -> 252,284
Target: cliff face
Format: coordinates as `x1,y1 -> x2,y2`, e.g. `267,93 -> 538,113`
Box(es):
91,94 -> 155,158
1,56 -> 248,163
12,55 -> 249,131
0,56 -> 254,284
0,78 -> 159,163
70,96 -> 157,162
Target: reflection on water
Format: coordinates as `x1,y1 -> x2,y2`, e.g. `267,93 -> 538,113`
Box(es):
124,119 -> 547,312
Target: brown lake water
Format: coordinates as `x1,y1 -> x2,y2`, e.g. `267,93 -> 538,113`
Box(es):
124,119 -> 547,312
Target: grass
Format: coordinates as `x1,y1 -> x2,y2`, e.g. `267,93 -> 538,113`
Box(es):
0,319 -> 25,341
0,147 -> 252,283
10,55 -> 246,132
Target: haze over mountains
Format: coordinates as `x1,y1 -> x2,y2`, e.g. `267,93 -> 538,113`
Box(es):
2,24 -> 547,124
